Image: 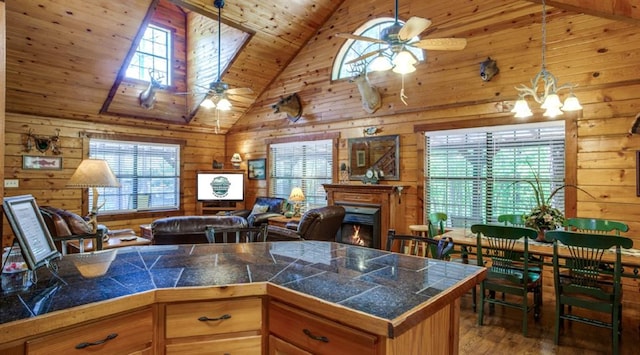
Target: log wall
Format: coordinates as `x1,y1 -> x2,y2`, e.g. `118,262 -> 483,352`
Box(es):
228,0 -> 640,248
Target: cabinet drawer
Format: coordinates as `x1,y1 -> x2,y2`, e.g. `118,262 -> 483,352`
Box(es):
269,301 -> 378,355
166,335 -> 261,355
166,297 -> 262,338
269,335 -> 312,355
26,308 -> 152,355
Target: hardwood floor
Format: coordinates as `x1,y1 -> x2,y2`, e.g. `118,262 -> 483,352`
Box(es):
458,291 -> 639,354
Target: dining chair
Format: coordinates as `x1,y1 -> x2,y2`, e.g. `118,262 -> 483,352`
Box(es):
546,230 -> 633,355
205,223 -> 269,243
471,223 -> 541,336
497,214 -> 526,226
564,217 -> 629,235
386,229 -> 454,259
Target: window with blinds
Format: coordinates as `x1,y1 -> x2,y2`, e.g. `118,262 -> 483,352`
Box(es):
89,139 -> 180,213
425,121 -> 565,227
269,140 -> 333,210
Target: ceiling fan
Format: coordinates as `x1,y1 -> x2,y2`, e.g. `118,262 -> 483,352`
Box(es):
336,0 -> 467,72
195,0 -> 253,131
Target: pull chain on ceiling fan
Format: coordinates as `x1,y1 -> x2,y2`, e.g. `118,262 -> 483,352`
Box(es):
336,0 -> 467,104
198,0 -> 253,132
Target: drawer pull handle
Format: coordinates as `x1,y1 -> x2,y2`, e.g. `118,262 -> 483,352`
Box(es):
198,314 -> 232,322
303,328 -> 329,343
75,333 -> 118,349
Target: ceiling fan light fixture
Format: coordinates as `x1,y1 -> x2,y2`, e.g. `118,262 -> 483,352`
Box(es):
200,98 -> 216,109
392,50 -> 417,66
369,54 -> 393,72
216,98 -> 232,111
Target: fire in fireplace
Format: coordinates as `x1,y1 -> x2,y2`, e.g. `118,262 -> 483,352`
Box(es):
336,205 -> 381,249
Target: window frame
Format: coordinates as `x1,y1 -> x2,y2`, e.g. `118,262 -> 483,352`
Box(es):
126,23 -> 173,86
267,135 -> 338,212
84,134 -> 185,219
413,117 -> 582,228
331,18 -> 425,81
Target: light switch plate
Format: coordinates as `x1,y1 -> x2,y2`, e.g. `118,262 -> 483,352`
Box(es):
4,179 -> 19,188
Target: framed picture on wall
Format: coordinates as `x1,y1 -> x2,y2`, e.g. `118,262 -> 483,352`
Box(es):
248,158 -> 266,180
23,156 -> 63,170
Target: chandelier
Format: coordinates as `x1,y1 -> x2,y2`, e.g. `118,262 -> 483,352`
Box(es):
512,0 -> 582,118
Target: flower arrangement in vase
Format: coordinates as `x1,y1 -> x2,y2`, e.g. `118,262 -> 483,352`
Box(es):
515,164 -> 593,242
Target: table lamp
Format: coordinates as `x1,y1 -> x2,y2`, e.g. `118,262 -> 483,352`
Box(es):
288,187 -> 305,217
66,159 -> 120,233
230,153 -> 242,169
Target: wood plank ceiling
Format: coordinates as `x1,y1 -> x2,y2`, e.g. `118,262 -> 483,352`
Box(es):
4,0 -> 639,134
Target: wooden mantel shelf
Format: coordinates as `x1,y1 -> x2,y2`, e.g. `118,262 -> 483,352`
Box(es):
323,184 -> 409,249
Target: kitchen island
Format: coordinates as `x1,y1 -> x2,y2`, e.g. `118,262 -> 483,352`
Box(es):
0,241 -> 484,354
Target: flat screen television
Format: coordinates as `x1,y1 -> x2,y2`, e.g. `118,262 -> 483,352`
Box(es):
197,172 -> 244,201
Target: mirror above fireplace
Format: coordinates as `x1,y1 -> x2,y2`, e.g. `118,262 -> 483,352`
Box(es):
348,135 -> 399,181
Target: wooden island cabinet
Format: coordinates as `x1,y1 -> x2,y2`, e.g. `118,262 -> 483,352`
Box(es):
0,242 -> 484,354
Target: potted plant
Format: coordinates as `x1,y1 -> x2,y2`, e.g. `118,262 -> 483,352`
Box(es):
515,164 -> 593,242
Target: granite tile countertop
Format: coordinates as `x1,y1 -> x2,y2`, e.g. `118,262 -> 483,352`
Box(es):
0,241 -> 483,325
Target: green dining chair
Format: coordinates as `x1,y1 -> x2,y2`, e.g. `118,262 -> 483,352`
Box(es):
386,229 -> 454,259
564,217 -> 629,235
471,223 -> 541,337
546,230 -> 633,355
497,214 -> 526,227
427,212 -> 448,237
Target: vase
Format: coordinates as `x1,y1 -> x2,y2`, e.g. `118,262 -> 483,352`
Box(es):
536,229 -> 551,243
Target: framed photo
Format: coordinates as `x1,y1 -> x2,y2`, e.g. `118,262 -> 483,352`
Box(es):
248,158 -> 266,180
23,155 -> 63,170
3,195 -> 60,270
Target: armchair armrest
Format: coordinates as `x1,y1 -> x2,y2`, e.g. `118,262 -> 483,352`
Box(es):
250,212 -> 284,226
229,209 -> 251,219
267,225 -> 303,241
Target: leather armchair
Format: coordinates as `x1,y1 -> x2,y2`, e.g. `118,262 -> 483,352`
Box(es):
231,196 -> 288,226
39,206 -> 104,254
267,206 -> 345,242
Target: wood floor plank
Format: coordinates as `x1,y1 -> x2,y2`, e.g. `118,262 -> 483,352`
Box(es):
459,291 -> 638,354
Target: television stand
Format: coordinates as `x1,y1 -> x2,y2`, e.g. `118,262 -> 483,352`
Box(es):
197,200 -> 245,215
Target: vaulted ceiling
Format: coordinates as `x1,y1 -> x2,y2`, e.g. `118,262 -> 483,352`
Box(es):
5,0 -> 639,134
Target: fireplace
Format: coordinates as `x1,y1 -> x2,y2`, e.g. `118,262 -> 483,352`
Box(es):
336,205 -> 381,249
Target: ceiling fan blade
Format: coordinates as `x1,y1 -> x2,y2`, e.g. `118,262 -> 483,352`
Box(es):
226,87 -> 253,95
335,32 -> 386,44
227,94 -> 255,104
411,38 -> 467,50
345,49 -> 384,65
398,17 -> 432,41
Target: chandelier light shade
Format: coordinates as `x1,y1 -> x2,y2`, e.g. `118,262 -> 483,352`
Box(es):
216,97 -> 232,111
369,53 -> 393,72
200,98 -> 215,109
66,159 -> 120,233
512,0 -> 581,118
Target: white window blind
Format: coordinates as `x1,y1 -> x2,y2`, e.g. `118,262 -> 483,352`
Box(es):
269,140 -> 333,210
89,139 -> 180,213
425,122 -> 565,227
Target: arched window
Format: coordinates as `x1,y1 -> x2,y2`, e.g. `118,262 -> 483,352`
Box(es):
332,18 -> 425,80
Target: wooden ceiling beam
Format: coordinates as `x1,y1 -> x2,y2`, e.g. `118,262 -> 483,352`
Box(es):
529,0 -> 640,24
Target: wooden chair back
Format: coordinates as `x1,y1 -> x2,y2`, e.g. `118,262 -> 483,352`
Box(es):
386,229 -> 453,259
205,223 -> 269,243
563,217 -> 629,235
497,214 -> 526,227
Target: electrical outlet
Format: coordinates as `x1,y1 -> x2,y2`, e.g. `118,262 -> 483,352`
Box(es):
4,179 -> 19,188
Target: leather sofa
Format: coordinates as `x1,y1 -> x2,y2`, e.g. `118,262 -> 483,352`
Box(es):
267,205 -> 345,242
231,196 -> 288,226
150,215 -> 248,245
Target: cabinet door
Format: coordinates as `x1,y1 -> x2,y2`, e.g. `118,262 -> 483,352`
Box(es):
166,335 -> 261,355
269,301 -> 378,355
165,297 -> 262,338
269,335 -> 312,355
26,308 -> 153,355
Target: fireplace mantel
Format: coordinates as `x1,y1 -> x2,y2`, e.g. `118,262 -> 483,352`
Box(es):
323,184 -> 408,249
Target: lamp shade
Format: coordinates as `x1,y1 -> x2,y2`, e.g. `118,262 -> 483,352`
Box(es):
200,98 -> 215,109
561,94 -> 583,111
288,187 -> 305,202
216,97 -> 232,111
66,159 -> 120,188
369,54 -> 393,72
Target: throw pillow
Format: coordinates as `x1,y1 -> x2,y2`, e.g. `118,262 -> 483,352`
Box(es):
251,204 -> 269,214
